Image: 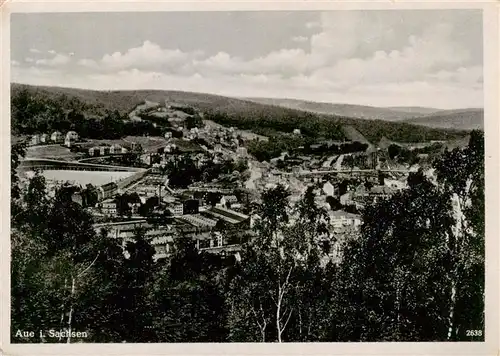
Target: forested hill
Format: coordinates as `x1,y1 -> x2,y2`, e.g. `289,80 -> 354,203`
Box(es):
244,97 -> 441,121
11,83 -> 469,143
401,109 -> 484,131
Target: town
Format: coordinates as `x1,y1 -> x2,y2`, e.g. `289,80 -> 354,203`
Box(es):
18,97 -> 445,265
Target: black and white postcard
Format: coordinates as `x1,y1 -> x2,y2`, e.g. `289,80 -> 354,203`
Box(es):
1,1 -> 499,355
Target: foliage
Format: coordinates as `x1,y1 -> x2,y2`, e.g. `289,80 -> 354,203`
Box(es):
10,130 -> 484,343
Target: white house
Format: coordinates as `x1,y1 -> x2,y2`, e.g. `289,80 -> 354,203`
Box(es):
322,181 -> 335,197
51,131 -> 63,143
30,134 -> 41,146
64,136 -> 75,148
66,131 -> 79,141
328,210 -> 362,230
40,133 -> 49,143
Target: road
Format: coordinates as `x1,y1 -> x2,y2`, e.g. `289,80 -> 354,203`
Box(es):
245,161 -> 262,190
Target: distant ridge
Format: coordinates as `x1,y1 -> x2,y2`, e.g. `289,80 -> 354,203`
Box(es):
11,83 -> 470,145
245,97 -> 444,121
401,109 -> 484,131
387,106 -> 442,115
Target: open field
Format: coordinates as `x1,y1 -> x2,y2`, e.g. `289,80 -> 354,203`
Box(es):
39,170 -> 135,186
25,144 -> 83,161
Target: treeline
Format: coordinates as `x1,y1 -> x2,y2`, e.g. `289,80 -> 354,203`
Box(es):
165,155 -> 247,189
11,125 -> 484,342
204,110 -> 468,146
11,89 -> 163,138
387,142 -> 445,165
204,110 -> 345,140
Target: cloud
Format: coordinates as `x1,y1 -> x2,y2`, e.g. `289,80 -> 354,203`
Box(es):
11,64 -> 483,109
79,40 -> 203,72
11,60 -> 20,66
36,53 -> 71,66
29,48 -> 41,54
292,36 -> 308,43
25,57 -> 34,63
305,21 -> 320,29
48,49 -> 56,55
14,11 -> 482,109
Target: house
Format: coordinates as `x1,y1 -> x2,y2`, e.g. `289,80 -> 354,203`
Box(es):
220,195 -> 238,208
109,144 -> 123,155
236,147 -> 248,157
328,210 -> 362,230
71,192 -> 83,205
30,134 -> 41,146
101,200 -> 117,215
97,182 -> 118,200
322,181 -> 335,197
40,133 -> 49,143
51,131 -> 63,143
293,128 -> 301,135
168,203 -> 184,216
214,144 -> 222,153
66,131 -> 79,141
164,131 -> 173,139
89,147 -> 100,157
340,191 -> 353,206
100,146 -> 110,156
369,185 -> 394,203
64,136 -> 75,147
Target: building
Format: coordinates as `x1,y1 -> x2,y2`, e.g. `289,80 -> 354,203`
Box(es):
369,185 -> 394,203
30,134 -> 41,146
109,144 -> 124,155
89,147 -> 100,156
236,147 -> 248,157
71,192 -> 83,206
203,206 -> 251,229
40,133 -> 49,143
293,128 -> 302,135
219,195 -> 238,208
164,131 -> 173,139
66,131 -> 79,141
100,146 -> 110,156
51,131 -> 63,143
328,210 -> 362,230
322,181 -> 335,197
101,200 -> 117,215
93,219 -> 148,239
97,182 -> 118,200
340,192 -> 353,206
168,203 -> 184,216
64,136 -> 76,148
214,144 -> 222,153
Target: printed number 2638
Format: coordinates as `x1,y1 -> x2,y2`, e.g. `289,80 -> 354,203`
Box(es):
466,330 -> 483,337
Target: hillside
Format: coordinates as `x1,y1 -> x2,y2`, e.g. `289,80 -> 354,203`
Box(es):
401,109 -> 484,130
244,97 -> 438,121
11,83 -> 470,144
387,106 -> 442,115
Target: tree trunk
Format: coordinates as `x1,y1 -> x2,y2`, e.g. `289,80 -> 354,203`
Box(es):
447,281 -> 456,340
67,276 -> 75,344
276,289 -> 282,342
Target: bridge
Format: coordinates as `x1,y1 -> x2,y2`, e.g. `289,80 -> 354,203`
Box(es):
18,158 -> 143,172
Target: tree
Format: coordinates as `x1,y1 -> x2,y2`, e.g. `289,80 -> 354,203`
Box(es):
186,113 -> 203,129
339,131 -> 485,341
114,194 -> 132,218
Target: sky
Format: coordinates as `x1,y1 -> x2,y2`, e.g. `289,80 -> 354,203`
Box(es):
10,10 -> 483,109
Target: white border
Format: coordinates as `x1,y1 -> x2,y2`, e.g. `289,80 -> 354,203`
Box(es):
1,1 -> 498,355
